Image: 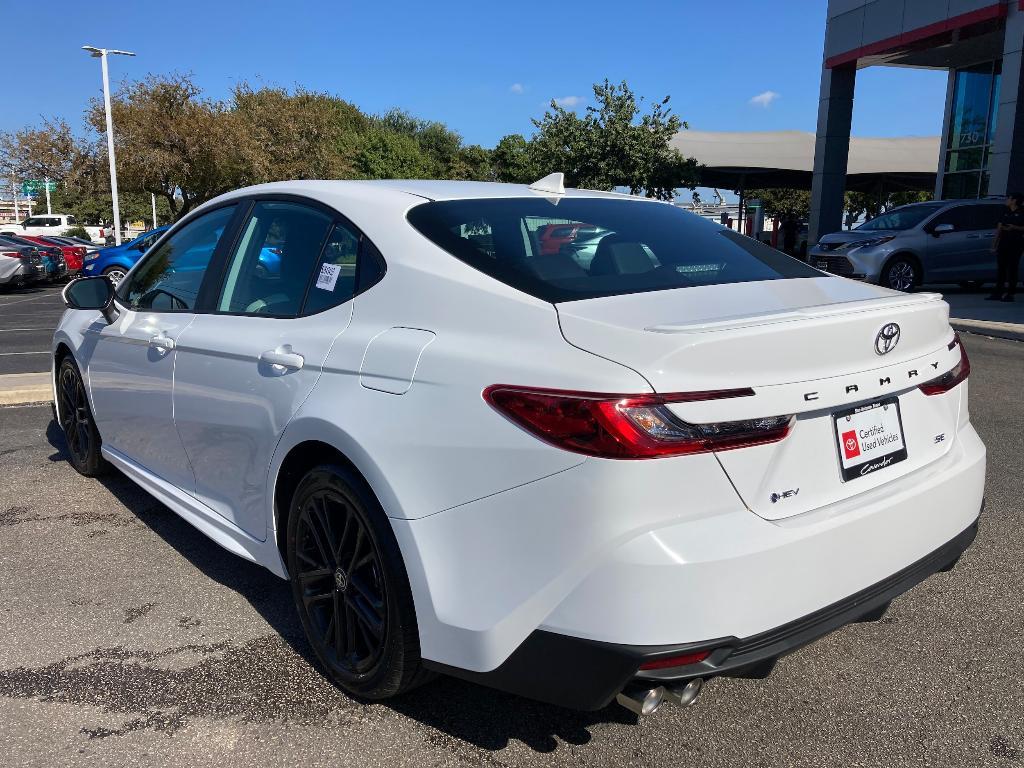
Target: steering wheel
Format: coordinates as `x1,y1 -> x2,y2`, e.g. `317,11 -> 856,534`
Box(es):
139,288 -> 187,311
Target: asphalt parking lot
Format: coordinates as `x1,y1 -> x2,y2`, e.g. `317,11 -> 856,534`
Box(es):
0,333 -> 1021,767
0,283 -> 66,375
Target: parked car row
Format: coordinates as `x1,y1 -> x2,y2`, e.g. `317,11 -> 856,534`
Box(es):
0,226 -> 170,290
0,233 -> 75,288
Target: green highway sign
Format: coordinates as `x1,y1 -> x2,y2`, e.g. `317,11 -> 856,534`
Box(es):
21,180 -> 56,196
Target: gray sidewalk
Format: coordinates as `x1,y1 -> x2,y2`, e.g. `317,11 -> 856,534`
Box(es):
938,288 -> 1024,343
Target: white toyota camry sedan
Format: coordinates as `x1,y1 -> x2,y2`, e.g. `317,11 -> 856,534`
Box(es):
53,176 -> 984,715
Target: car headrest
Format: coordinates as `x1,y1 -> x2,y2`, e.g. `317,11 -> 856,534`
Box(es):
590,234 -> 656,276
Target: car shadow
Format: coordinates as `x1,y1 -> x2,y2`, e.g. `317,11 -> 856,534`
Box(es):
44,418 -> 634,751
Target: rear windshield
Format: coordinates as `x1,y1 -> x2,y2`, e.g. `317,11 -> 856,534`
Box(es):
856,204 -> 944,232
406,197 -> 819,302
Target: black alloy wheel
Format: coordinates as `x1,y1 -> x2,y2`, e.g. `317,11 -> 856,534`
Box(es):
57,357 -> 108,476
287,464 -> 429,699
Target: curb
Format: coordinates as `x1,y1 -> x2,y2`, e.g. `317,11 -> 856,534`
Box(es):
950,318 -> 1024,343
0,372 -> 51,406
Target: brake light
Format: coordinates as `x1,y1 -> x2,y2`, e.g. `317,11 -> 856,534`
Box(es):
1,250 -> 20,258
919,333 -> 970,396
638,650 -> 711,670
483,385 -> 793,459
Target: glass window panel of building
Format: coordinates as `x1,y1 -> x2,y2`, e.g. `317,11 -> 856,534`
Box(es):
943,61 -> 1002,200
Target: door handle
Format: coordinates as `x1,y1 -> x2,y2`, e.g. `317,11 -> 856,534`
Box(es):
260,348 -> 304,371
149,333 -> 175,351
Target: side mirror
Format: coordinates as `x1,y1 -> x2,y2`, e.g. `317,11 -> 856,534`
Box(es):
931,223 -> 955,236
62,276 -> 118,324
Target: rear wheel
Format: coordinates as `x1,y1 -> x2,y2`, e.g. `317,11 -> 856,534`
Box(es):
56,356 -> 109,476
881,256 -> 920,292
287,464 -> 430,700
102,266 -> 127,286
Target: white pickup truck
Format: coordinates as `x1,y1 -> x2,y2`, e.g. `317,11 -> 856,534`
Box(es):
0,214 -> 108,244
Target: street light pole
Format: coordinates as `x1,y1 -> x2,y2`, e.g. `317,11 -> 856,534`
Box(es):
151,192 -> 157,229
45,176 -> 52,214
82,45 -> 135,246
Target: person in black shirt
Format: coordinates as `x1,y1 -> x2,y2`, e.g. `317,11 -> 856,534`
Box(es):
989,192 -> 1024,302
780,214 -> 799,258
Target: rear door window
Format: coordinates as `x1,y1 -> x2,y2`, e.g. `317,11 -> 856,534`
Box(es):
407,197 -> 819,302
970,204 -> 1003,231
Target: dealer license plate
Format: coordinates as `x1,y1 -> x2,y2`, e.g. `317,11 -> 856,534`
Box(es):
833,398 -> 907,482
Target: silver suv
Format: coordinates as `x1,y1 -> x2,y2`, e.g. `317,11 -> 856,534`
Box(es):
809,199 -> 1004,291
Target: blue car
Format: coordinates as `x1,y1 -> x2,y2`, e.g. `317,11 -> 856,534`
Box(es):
82,226 -> 170,285
82,224 -> 282,286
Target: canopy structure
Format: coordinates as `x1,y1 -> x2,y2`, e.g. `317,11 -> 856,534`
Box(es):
670,130 -> 941,194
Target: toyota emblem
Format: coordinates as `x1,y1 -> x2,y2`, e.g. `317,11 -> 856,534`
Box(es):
874,323 -> 901,355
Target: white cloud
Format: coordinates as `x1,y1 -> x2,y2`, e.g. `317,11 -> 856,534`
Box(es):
554,95 -> 584,108
749,90 -> 780,108
510,83 -> 525,94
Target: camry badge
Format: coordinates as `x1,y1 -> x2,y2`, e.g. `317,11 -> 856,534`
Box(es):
874,323 -> 901,355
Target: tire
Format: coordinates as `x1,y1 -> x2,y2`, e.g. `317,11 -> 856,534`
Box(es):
56,356 -> 109,476
102,266 -> 128,286
286,464 -> 430,700
881,256 -> 920,292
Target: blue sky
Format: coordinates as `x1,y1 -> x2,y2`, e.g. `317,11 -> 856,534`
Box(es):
5,0 -> 948,149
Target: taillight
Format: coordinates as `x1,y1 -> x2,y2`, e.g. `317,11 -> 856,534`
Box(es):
638,650 -> 711,670
483,385 -> 793,459
919,334 -> 970,396
1,250 -> 21,258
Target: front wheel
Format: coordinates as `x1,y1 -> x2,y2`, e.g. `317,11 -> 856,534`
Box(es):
286,464 -> 430,700
102,266 -> 128,286
881,257 -> 920,292
57,356 -> 109,476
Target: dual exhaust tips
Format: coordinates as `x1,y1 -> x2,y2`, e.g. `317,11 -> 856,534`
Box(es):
615,678 -> 703,716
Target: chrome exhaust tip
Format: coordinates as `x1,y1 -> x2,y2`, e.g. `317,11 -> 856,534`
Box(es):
616,686 -> 666,716
664,677 -> 703,707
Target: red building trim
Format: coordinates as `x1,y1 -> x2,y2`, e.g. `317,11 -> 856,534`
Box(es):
826,2 -> 1008,68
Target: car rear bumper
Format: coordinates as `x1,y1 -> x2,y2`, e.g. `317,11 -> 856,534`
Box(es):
426,518 -> 979,710
400,419 -> 985,709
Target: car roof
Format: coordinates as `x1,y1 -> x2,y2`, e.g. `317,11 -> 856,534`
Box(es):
211,179 -> 647,207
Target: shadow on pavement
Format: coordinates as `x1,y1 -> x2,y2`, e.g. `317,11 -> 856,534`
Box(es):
44,418 -> 633,751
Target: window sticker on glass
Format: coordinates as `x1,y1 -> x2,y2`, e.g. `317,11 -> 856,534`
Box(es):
316,262 -> 342,291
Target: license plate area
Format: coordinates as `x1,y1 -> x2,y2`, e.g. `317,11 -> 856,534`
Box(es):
833,397 -> 907,482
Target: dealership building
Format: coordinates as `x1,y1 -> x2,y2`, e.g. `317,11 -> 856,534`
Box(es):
810,0 -> 1024,241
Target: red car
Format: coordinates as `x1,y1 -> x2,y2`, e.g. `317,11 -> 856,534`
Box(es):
537,222 -> 597,255
19,235 -> 86,273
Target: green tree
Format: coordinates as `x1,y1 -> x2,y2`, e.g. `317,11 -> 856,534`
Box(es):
490,134 -> 538,183
231,84 -> 367,182
745,188 -> 811,220
353,128 -> 433,179
843,189 -> 931,226
92,73 -> 250,220
528,80 -> 700,199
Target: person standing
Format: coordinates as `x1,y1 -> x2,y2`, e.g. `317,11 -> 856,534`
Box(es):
780,214 -> 799,258
989,192 -> 1024,302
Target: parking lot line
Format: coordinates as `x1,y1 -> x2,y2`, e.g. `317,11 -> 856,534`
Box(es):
0,351 -> 50,356
0,293 -> 62,309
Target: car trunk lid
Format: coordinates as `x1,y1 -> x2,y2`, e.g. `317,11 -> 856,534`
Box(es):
556,277 -> 962,520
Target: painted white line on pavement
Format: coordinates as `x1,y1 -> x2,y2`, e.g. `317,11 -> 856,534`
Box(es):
0,351 -> 50,356
0,293 -> 62,309
0,328 -> 56,333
